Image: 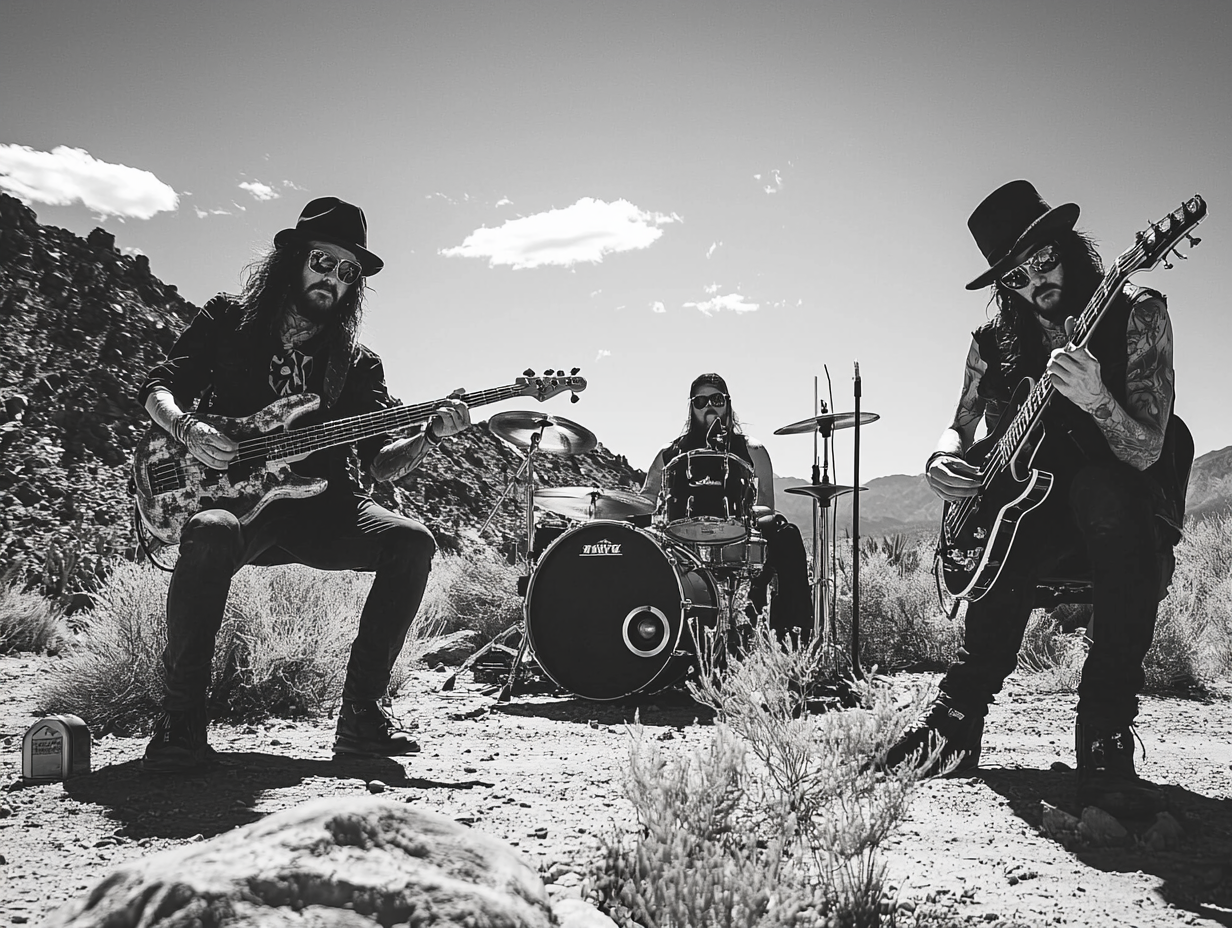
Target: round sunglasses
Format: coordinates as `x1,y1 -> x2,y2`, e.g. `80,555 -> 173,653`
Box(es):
307,249 -> 363,285
999,243 -> 1060,290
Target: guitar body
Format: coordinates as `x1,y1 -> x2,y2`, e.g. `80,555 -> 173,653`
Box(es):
133,394 -> 327,545
936,379 -> 1056,601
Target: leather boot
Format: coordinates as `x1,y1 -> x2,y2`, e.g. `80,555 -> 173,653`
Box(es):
880,695 -> 985,777
333,699 -> 420,756
1075,721 -> 1167,817
143,706 -> 217,773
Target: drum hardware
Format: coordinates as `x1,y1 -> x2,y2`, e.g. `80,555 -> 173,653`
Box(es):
776,372 -> 879,680
534,486 -> 656,522
660,449 -> 754,545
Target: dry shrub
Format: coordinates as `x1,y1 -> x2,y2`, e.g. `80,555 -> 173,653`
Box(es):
0,582 -> 68,654
417,546 -> 523,641
590,626 -> 941,928
36,561 -> 442,733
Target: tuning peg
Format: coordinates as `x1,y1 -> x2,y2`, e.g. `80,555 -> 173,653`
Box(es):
1163,255 -> 1174,269
1171,246 -> 1188,261
570,367 -> 580,375
543,369 -> 552,376
1187,234 -> 1202,247
524,368 -> 535,377
570,394 -> 580,403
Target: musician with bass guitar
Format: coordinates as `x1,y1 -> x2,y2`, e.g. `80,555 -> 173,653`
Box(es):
136,197 -> 472,772
883,181 -> 1198,818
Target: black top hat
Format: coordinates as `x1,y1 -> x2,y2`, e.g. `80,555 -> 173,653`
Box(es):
965,180 -> 1079,290
274,197 -> 383,276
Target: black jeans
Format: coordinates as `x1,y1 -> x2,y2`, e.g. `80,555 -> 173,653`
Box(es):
161,492 -> 436,711
939,461 -> 1162,727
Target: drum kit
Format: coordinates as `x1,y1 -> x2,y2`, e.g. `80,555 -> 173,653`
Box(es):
460,376 -> 879,703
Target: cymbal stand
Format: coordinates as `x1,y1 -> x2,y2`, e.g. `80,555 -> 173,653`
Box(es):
809,419 -> 842,673
499,427 -> 545,702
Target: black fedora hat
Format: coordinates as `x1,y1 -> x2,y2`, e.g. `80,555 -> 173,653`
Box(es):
274,196 -> 383,276
965,180 -> 1079,290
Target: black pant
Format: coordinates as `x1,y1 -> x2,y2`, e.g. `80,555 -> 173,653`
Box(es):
749,513 -> 812,642
939,461 -> 1163,727
162,493 -> 436,711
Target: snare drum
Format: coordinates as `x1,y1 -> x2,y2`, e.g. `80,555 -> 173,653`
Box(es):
525,521 -> 719,700
692,532 -> 766,574
661,450 -> 754,544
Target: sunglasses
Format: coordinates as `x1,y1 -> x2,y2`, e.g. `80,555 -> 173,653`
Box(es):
307,249 -> 362,285
999,243 -> 1060,290
691,393 -> 728,409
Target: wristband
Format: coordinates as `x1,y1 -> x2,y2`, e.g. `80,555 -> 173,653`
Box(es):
172,413 -> 199,446
423,421 -> 440,445
925,450 -> 960,472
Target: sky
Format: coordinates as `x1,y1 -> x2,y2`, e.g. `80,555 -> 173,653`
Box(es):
2,0 -> 1229,485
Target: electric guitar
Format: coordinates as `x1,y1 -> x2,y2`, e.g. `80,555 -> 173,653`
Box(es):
936,195 -> 1207,602
133,370 -> 587,545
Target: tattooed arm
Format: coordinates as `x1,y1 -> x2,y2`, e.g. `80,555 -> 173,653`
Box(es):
1047,297 -> 1173,470
925,338 -> 988,500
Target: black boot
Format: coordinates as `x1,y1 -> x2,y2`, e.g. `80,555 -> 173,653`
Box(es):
1075,721 -> 1167,817
333,699 -> 420,756
143,706 -> 217,774
880,696 -> 985,777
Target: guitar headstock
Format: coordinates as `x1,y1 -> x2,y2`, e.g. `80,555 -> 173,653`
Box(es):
1131,194 -> 1207,273
517,367 -> 587,403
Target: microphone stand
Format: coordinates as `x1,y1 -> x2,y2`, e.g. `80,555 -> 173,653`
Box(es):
851,362 -> 863,678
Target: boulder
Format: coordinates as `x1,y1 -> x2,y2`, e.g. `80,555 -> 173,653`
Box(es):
45,797 -> 555,928
420,629 -> 484,667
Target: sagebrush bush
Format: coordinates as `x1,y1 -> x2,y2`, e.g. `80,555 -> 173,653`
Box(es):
590,626 -> 942,928
0,582 -> 68,654
36,560 -> 441,733
417,546 -> 523,641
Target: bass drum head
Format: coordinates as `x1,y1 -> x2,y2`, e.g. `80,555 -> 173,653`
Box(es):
526,521 -> 695,701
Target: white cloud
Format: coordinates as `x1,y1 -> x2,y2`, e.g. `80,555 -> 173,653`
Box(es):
590,289 -> 603,298
0,144 -> 178,219
704,282 -> 721,295
706,241 -> 721,259
684,293 -> 760,316
239,180 -> 279,201
756,168 -> 784,195
496,196 -> 512,207
595,349 -> 612,361
651,301 -> 666,314
441,197 -> 681,270
194,206 -> 232,219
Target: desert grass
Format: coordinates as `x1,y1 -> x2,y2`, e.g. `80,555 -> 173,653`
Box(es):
590,626 -> 944,928
417,546 -> 523,642
35,561 -> 440,733
0,581 -> 68,654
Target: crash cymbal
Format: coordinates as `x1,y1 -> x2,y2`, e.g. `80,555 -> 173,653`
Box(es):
534,486 -> 656,521
784,483 -> 866,504
488,411 -> 597,456
773,411 -> 881,436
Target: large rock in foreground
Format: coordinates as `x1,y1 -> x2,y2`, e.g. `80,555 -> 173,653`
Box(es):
45,797 -> 554,928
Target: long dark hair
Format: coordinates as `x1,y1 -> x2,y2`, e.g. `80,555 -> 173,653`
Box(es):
235,240 -> 367,349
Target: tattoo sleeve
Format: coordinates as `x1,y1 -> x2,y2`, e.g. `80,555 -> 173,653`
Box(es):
370,430 -> 434,484
1091,297 -> 1173,469
948,339 -> 989,450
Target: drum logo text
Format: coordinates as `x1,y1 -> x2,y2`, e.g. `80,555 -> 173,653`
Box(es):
580,540 -> 623,556
690,476 -> 722,487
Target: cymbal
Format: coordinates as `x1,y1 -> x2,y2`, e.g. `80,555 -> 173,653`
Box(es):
784,483 -> 866,504
534,486 -> 655,521
488,411 -> 597,456
773,411 -> 881,436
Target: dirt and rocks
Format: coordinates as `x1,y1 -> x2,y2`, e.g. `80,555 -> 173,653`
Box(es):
1,653 -> 1230,927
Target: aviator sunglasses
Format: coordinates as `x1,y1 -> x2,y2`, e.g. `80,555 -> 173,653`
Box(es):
999,243 -> 1060,290
307,249 -> 363,285
691,393 -> 728,409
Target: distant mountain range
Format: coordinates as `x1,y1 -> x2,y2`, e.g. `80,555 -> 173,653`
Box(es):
774,444 -> 1232,541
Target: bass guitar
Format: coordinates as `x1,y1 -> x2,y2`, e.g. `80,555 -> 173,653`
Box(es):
133,369 -> 586,545
936,195 -> 1207,602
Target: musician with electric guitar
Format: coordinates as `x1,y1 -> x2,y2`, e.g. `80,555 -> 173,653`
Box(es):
882,181 -> 1203,818
134,196 -> 585,773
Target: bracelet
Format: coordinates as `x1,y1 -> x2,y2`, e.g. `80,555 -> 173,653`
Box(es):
925,450 -> 960,472
172,413 -> 199,446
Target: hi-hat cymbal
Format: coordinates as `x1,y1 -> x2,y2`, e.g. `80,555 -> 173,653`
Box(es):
774,411 -> 881,436
488,411 -> 597,456
784,483 -> 866,504
534,486 -> 655,521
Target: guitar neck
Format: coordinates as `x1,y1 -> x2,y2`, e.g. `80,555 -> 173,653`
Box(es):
249,383 -> 527,462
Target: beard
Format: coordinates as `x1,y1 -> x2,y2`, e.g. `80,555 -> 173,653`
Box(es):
295,283 -> 340,323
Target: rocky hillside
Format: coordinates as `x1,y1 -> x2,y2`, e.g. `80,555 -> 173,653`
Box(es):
0,196 -> 640,602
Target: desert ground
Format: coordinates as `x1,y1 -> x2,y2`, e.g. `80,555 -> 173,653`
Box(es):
2,654 -> 1230,927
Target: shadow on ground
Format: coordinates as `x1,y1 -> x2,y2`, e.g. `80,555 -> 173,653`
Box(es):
62,752 -> 491,841
978,766 -> 1232,926
489,686 -> 716,728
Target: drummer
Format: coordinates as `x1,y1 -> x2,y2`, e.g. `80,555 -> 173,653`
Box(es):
640,373 -> 812,641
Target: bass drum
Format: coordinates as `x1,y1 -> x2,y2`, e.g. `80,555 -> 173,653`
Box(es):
525,521 -> 718,701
